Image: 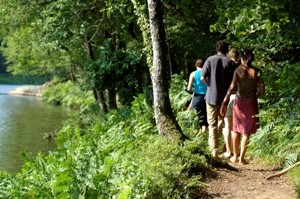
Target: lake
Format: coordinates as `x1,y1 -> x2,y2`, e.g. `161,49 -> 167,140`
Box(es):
0,84 -> 77,173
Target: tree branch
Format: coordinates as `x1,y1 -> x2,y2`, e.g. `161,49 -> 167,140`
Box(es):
265,161 -> 300,180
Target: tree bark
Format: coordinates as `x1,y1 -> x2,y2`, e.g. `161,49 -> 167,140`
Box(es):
107,87 -> 117,110
147,0 -> 188,142
93,89 -> 108,113
86,36 -> 108,113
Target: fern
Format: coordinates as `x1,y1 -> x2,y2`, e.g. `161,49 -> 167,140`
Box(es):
284,153 -> 299,169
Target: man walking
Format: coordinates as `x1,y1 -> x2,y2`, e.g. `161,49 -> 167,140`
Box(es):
201,40 -> 235,158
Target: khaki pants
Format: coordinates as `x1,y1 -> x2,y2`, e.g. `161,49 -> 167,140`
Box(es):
206,103 -> 224,157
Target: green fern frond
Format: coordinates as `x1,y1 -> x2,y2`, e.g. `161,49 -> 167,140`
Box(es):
284,153 -> 299,169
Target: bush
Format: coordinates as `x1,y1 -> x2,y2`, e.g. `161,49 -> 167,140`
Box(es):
42,79 -> 95,110
0,93 -> 212,198
249,62 -> 300,193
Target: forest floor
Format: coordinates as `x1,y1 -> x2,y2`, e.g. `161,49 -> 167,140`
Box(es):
204,156 -> 297,199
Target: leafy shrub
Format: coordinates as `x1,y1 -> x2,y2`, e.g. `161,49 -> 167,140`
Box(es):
42,79 -> 95,110
249,62 -> 300,193
0,93 -> 212,198
169,73 -> 202,137
288,168 -> 300,199
250,62 -> 300,163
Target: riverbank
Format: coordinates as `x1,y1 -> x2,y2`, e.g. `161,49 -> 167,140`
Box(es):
8,85 -> 43,97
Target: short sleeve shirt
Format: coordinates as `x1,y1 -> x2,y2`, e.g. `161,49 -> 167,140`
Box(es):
193,70 -> 207,95
201,54 -> 235,105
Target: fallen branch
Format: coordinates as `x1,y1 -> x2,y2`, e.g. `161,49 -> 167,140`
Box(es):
265,161 -> 300,180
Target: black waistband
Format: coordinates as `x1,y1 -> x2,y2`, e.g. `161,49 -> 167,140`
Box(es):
194,93 -> 205,96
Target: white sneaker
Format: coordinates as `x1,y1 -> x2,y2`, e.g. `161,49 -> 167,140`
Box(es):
222,152 -> 231,159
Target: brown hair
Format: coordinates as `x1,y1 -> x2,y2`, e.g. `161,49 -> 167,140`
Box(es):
216,40 -> 229,54
195,58 -> 205,68
228,48 -> 240,62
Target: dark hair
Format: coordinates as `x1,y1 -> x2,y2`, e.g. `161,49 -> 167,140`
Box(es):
241,49 -> 254,61
216,40 -> 229,54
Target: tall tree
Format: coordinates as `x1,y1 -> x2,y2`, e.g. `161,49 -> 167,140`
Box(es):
147,0 -> 188,141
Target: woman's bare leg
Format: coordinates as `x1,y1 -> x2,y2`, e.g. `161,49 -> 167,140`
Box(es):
230,131 -> 240,163
223,116 -> 233,157
239,133 -> 251,164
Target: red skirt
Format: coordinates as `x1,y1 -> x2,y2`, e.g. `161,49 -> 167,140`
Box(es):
233,97 -> 259,134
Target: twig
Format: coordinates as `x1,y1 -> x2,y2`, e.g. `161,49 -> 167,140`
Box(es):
265,161 -> 300,180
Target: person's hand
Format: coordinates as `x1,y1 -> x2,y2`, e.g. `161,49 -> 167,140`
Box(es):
185,89 -> 193,94
220,103 -> 227,116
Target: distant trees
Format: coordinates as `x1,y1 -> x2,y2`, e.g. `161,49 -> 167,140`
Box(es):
0,0 -> 150,112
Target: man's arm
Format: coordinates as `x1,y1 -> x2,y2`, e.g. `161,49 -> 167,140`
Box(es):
201,60 -> 209,85
201,76 -> 208,85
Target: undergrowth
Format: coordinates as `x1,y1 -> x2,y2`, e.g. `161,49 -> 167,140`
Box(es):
249,62 -> 300,197
0,76 -> 213,198
42,79 -> 95,110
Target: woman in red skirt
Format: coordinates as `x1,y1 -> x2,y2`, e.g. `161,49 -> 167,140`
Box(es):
220,50 -> 265,164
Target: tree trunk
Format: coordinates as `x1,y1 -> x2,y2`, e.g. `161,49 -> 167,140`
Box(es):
93,89 -> 108,113
147,0 -> 188,142
107,87 -> 117,110
86,36 -> 108,113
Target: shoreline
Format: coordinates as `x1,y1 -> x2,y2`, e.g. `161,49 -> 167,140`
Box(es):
8,85 -> 43,97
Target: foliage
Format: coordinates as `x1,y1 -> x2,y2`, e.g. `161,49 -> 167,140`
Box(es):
211,0 -> 300,62
0,93 -> 212,198
42,80 -> 95,110
0,0 -> 150,109
169,73 -> 202,135
0,0 -> 73,76
82,39 -> 145,106
288,168 -> 300,199
162,0 -> 219,76
0,73 -> 49,85
249,62 -> 300,164
0,0 -> 299,197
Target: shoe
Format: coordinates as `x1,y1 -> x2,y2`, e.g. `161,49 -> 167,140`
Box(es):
222,152 -> 231,159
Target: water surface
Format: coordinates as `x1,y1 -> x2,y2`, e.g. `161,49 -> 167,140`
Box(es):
0,85 -> 76,173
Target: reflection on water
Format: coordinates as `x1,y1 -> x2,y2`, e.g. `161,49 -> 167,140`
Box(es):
0,85 -> 77,173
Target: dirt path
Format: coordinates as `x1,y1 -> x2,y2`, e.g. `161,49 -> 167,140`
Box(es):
205,157 -> 297,199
